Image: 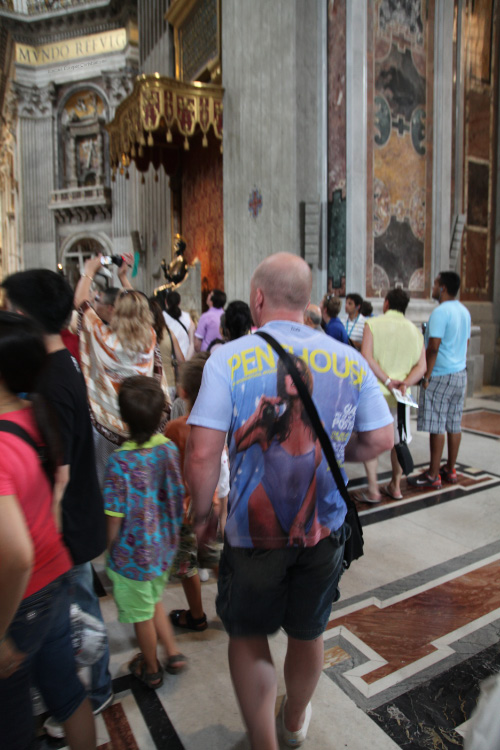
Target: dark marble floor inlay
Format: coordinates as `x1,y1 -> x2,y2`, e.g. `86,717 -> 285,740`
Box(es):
367,640 -> 500,749
112,675 -> 185,750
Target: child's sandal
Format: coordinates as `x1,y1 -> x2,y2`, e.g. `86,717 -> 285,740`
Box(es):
165,653 -> 188,675
129,653 -> 164,689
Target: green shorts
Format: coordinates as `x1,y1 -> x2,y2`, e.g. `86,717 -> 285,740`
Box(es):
107,568 -> 169,623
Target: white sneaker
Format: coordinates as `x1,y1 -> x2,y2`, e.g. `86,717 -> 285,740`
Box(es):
282,697 -> 312,747
43,716 -> 65,739
198,568 -> 209,582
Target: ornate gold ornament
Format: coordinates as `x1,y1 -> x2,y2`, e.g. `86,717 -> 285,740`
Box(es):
106,74 -> 223,179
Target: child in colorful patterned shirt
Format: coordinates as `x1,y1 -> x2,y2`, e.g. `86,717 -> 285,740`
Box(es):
104,376 -> 186,689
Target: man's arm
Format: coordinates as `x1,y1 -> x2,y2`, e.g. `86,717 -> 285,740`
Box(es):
185,426 -> 226,522
400,344 -> 427,393
360,325 -> 391,385
52,464 -> 70,532
194,336 -> 202,352
422,337 -> 441,389
344,423 -> 394,463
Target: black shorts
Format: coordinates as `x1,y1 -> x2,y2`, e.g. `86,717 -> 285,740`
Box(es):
216,526 -> 347,640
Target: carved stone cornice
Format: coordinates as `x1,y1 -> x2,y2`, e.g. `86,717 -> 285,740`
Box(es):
4,1 -> 137,47
12,81 -> 56,118
49,185 -> 112,224
102,67 -> 137,110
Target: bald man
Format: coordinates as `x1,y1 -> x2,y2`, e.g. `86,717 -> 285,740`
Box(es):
185,253 -> 393,749
304,303 -> 323,331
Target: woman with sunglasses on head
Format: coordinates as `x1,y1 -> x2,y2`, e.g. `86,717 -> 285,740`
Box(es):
0,312 -> 96,750
74,255 -> 170,484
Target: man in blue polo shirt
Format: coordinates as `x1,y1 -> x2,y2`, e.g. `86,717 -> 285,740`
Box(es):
409,271 -> 471,490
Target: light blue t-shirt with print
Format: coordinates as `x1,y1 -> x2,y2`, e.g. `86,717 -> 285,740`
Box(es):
425,300 -> 471,376
188,321 -> 392,549
104,435 -> 184,581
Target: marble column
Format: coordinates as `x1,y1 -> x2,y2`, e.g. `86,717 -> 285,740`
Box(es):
345,1 -> 368,296
13,82 -> 57,270
431,0 -> 454,281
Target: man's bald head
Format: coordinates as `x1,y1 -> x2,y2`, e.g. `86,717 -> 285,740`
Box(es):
251,253 -> 312,320
304,304 -> 322,329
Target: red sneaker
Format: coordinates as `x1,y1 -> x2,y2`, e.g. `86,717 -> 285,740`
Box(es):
441,467 -> 458,484
407,471 -> 442,490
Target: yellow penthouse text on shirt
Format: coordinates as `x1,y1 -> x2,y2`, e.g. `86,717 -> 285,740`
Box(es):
228,344 -> 367,386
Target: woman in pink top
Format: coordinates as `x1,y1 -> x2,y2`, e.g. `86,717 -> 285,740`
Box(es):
0,312 -> 96,750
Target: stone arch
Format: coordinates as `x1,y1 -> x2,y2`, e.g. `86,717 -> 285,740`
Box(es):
60,231 -> 113,289
57,82 -> 110,122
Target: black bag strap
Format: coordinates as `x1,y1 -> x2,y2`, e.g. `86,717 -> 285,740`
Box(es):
256,331 -> 354,513
0,419 -> 40,452
397,402 -> 406,442
0,420 -> 51,483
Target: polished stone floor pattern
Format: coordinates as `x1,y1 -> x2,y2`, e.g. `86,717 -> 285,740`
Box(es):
37,390 -> 500,749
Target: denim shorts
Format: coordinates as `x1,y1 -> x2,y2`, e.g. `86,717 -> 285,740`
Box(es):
216,525 -> 347,640
0,574 -> 87,750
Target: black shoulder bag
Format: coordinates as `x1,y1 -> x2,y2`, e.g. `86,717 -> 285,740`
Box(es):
257,331 -> 364,568
395,402 -> 414,475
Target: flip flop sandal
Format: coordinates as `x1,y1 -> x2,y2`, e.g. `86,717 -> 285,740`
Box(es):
169,609 -> 208,631
381,486 -> 404,501
129,653 -> 164,689
357,490 -> 381,504
165,653 -> 188,675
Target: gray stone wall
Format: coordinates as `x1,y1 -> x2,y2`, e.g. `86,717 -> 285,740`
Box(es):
222,0 -> 315,302
18,96 -> 55,269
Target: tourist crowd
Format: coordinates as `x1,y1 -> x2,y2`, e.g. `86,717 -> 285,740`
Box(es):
0,253 -> 470,750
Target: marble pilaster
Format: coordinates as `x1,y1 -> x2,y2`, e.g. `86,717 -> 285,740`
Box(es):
345,0 -> 367,296
431,0 -> 454,282
14,81 -> 57,268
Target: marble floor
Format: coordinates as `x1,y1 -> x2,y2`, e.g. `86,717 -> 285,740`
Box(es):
38,389 -> 500,750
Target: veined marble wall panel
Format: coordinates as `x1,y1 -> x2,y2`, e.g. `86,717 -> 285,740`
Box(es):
19,116 -> 55,268
461,0 -> 499,303
367,0 -> 434,298
327,0 -> 347,295
222,0 -> 298,302
296,0 -> 327,305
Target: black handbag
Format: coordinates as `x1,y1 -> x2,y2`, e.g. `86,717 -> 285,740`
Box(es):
395,402 -> 414,475
257,331 -> 364,568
